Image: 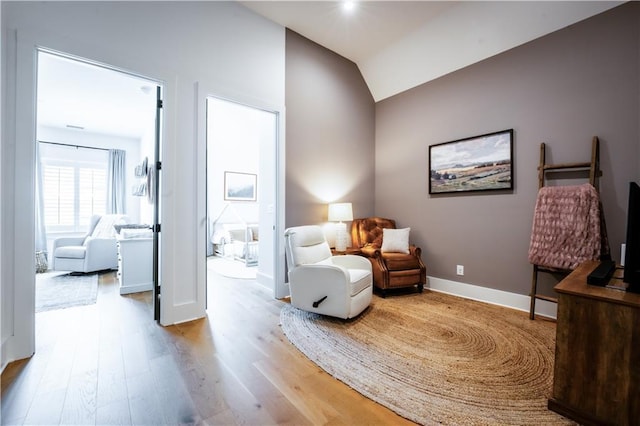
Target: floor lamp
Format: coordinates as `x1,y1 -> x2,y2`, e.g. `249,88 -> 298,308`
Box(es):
328,202 -> 353,252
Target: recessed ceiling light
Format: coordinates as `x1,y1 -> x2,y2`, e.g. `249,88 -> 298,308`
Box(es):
342,1 -> 356,14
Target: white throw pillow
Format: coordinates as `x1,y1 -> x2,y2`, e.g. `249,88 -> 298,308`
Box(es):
381,227 -> 410,254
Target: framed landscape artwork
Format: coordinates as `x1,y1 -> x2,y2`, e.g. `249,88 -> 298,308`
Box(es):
224,171 -> 257,201
429,129 -> 514,194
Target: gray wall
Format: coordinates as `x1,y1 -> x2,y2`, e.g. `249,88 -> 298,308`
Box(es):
375,3 -> 639,296
285,30 -> 375,228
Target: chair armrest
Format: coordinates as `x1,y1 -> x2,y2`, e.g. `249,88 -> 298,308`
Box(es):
52,237 -> 85,249
289,264 -> 352,306
360,245 -> 381,258
84,237 -> 117,251
330,255 -> 372,272
290,264 -> 350,285
362,245 -> 421,259
84,238 -> 118,270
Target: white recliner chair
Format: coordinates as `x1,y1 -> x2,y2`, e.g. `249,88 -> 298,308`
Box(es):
284,225 -> 373,319
52,214 -> 127,273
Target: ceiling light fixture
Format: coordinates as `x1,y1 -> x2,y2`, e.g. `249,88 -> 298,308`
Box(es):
66,124 -> 85,130
342,1 -> 356,14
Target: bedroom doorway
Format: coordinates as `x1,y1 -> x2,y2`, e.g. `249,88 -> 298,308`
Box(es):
205,97 -> 277,295
35,50 -> 163,319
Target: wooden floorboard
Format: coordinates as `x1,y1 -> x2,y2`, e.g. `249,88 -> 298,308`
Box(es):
1,269 -> 414,425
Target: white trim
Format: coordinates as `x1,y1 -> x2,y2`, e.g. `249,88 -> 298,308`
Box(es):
274,108 -> 287,299
119,282 -> 153,295
427,276 -> 558,320
4,28 -> 39,367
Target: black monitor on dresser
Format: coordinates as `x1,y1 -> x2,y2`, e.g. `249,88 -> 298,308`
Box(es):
623,181 -> 640,294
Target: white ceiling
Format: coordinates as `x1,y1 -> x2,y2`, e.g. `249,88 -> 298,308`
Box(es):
241,1 -> 623,101
243,1 -> 457,63
36,1 -> 622,140
37,52 -> 158,140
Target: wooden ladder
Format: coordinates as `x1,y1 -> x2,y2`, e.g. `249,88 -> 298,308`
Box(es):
529,136 -> 602,320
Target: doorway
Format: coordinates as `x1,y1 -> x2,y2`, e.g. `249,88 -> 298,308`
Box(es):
205,97 -> 277,297
35,50 -> 162,318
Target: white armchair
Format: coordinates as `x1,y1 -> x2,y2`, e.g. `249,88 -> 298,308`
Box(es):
52,214 -> 127,273
284,225 -> 372,319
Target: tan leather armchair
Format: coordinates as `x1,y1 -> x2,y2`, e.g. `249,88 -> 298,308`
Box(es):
351,217 -> 426,296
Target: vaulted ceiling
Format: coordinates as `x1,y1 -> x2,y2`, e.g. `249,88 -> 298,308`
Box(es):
241,1 -> 623,101
36,1 -> 623,140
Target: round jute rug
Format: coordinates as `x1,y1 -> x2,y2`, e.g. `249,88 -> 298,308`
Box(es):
280,291 -> 574,425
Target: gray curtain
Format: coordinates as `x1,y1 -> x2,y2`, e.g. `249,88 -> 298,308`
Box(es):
35,142 -> 48,264
107,149 -> 126,214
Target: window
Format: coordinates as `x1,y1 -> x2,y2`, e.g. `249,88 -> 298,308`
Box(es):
43,164 -> 75,227
40,143 -> 108,233
78,167 -> 107,225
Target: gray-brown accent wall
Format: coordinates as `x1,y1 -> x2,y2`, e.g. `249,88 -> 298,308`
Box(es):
285,29 -> 375,228
375,3 -> 639,296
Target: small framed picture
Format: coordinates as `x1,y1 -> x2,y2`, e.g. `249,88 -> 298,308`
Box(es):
132,182 -> 147,196
135,157 -> 148,177
224,171 -> 257,201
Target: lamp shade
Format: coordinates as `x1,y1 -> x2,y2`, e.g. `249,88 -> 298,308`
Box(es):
328,202 -> 353,222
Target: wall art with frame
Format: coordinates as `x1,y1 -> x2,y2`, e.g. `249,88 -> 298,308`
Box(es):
429,129 -> 514,194
224,171 -> 257,201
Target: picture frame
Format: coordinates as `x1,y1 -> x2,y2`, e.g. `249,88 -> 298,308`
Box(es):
134,157 -> 148,177
429,129 -> 514,194
132,182 -> 147,197
224,171 -> 257,201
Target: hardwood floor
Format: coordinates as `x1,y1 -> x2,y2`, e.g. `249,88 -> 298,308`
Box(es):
1,269 -> 412,425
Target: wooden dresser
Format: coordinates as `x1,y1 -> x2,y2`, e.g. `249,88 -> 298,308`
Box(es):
549,260 -> 640,425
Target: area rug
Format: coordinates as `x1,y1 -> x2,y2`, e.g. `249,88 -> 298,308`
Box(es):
207,256 -> 257,279
36,271 -> 99,312
280,291 -> 573,425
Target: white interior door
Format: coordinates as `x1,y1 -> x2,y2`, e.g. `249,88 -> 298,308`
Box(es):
152,86 -> 163,321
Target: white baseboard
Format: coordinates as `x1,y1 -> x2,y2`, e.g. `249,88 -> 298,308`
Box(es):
427,276 -> 557,320
1,341 -> 9,374
256,271 -> 273,291
119,282 -> 153,295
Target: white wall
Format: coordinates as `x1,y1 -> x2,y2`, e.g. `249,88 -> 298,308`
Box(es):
0,1 -> 4,381
207,98 -> 261,232
139,120 -> 156,225
1,1 -> 285,368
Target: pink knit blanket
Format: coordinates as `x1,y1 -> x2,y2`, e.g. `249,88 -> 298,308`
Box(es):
528,183 -> 603,270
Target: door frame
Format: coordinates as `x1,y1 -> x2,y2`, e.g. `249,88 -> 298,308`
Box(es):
152,85 -> 163,321
2,40 -> 166,366
196,84 -> 287,301
35,48 -> 165,321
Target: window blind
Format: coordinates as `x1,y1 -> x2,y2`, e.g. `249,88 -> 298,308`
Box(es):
41,147 -> 108,233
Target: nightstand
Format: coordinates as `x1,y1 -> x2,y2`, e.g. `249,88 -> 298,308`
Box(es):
117,237 -> 153,295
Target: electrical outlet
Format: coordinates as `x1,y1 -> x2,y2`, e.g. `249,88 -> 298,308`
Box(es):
456,265 -> 464,276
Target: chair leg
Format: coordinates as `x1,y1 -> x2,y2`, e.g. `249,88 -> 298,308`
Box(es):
417,283 -> 424,293
529,265 -> 538,320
